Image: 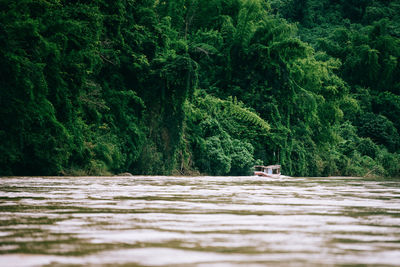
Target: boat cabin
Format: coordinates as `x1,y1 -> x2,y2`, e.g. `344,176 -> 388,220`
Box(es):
254,165 -> 281,177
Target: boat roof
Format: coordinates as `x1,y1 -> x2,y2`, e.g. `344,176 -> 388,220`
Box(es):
254,165 -> 281,169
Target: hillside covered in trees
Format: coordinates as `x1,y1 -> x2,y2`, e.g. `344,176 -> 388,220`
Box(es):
1,0 -> 399,177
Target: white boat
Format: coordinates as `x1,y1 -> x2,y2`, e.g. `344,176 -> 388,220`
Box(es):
254,165 -> 281,177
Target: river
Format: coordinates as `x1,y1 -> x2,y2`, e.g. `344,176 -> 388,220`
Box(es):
1,176 -> 400,266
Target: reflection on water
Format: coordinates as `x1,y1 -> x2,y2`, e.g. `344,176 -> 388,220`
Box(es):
1,176 -> 400,266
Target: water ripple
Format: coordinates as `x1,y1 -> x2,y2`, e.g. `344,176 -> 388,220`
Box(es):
1,176 -> 400,266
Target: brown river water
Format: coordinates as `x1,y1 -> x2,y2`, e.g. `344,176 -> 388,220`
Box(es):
1,176 -> 400,266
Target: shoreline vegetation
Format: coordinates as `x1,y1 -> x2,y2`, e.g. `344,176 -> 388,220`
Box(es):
1,0 -> 399,178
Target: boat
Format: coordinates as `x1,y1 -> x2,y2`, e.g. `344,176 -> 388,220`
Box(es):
254,165 -> 281,177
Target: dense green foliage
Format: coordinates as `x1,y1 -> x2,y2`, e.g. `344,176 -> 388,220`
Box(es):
0,0 -> 399,177
270,0 -> 400,176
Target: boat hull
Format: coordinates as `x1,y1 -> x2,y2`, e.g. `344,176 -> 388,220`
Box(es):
254,171 -> 281,178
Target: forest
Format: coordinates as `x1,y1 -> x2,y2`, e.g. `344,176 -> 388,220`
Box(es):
0,0 -> 399,177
